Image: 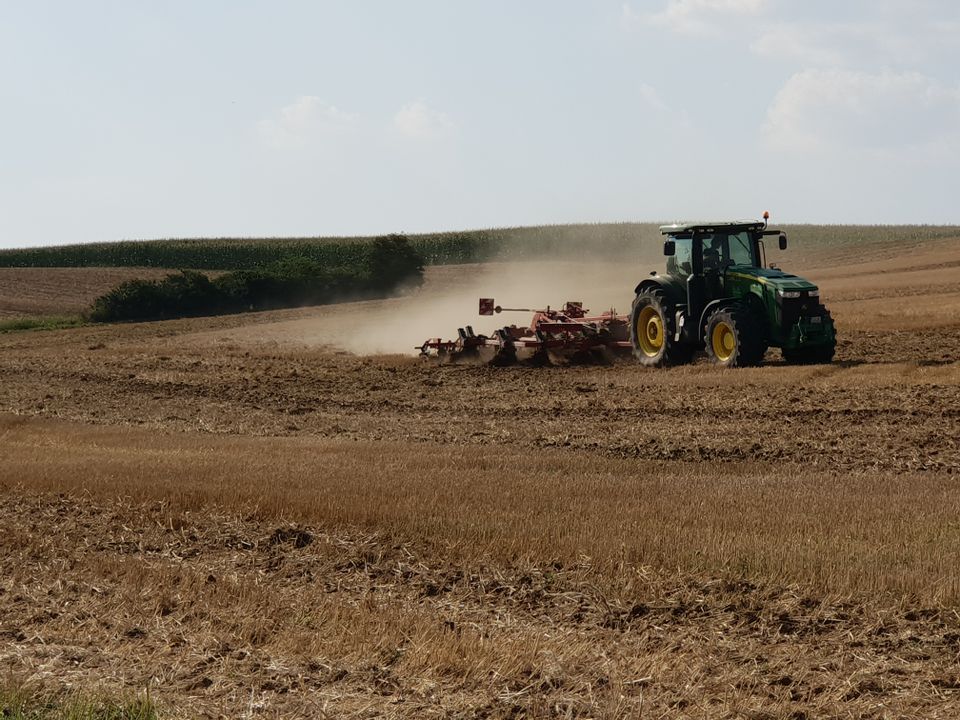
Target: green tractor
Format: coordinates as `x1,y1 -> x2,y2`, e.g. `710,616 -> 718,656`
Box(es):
631,215 -> 836,367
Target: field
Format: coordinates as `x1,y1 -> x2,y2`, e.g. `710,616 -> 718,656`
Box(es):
1,230 -> 959,718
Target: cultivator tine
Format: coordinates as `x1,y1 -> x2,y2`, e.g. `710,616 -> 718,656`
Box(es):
491,328 -> 518,366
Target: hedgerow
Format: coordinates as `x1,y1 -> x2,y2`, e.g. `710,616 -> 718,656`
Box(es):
88,235 -> 423,322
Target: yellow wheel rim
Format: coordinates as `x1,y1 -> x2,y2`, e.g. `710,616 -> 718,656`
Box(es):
636,306 -> 664,357
711,321 -> 736,362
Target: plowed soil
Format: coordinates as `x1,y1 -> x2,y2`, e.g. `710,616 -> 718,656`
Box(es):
1,237 -> 959,718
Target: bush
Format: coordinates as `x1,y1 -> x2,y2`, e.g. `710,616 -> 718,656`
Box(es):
89,278 -> 167,322
367,234 -> 424,290
89,270 -> 220,322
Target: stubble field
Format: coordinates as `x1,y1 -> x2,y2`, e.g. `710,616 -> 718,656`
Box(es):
1,235 -> 959,718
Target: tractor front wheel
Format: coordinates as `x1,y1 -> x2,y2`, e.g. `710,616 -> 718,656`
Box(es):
704,306 -> 766,367
630,288 -> 693,367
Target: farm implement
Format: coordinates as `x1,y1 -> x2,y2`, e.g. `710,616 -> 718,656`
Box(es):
418,214 -> 837,368
417,298 -> 633,365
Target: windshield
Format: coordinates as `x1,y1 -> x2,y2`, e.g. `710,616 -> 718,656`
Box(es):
701,231 -> 757,271
726,231 -> 755,266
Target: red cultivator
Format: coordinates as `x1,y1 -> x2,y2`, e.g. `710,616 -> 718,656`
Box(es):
417,298 -> 633,365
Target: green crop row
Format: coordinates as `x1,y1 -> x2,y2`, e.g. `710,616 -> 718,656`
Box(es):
0,223 -> 956,270
0,316 -> 85,333
0,236 -> 375,271
0,224 -> 645,269
0,681 -> 157,720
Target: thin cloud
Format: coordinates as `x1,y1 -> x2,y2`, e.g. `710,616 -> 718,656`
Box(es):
751,18 -> 960,68
620,2 -> 642,28
392,101 -> 454,139
638,83 -> 669,112
763,69 -> 960,161
750,23 -> 851,66
641,0 -> 769,35
258,96 -> 358,149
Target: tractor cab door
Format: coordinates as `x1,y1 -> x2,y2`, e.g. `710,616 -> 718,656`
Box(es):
665,236 -> 694,278
712,231 -> 757,297
700,234 -> 724,300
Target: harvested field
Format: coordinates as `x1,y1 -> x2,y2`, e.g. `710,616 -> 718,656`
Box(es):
4,481 -> 960,719
0,235 -> 959,717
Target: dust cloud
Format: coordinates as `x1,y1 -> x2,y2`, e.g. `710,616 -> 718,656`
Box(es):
197,239 -> 668,356
328,236 -> 666,355
351,261 -> 648,355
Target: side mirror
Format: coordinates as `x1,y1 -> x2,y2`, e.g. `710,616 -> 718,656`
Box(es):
778,233 -> 788,250
663,239 -> 676,256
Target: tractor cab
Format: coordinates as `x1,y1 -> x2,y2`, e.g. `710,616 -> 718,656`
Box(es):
661,220 -> 783,278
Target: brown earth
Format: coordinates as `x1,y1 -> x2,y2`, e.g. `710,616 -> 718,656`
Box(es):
1,237 -> 959,717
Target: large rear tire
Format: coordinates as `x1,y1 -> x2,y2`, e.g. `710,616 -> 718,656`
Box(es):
704,305 -> 766,367
630,288 -> 693,367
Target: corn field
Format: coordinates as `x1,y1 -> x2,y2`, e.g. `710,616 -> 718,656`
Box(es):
0,223 -> 956,270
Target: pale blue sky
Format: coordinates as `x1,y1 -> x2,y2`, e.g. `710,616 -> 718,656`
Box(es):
2,1 -> 959,247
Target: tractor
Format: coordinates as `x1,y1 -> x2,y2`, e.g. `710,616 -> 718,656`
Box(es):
631,214 -> 836,367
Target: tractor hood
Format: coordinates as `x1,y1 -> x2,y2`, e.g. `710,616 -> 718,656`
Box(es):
727,266 -> 818,293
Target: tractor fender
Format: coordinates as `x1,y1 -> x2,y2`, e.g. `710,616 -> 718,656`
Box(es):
633,275 -> 686,305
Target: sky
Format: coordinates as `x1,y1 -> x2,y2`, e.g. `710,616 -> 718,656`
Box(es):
2,0 -> 959,248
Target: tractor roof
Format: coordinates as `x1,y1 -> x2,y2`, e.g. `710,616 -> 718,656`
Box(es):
659,220 -> 766,235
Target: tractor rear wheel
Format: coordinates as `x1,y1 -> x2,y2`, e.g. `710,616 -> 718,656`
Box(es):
630,288 -> 693,367
782,343 -> 835,365
704,306 -> 766,367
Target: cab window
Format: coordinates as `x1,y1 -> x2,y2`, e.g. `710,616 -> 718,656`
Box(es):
702,234 -> 723,271
726,231 -> 755,266
666,236 -> 693,277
